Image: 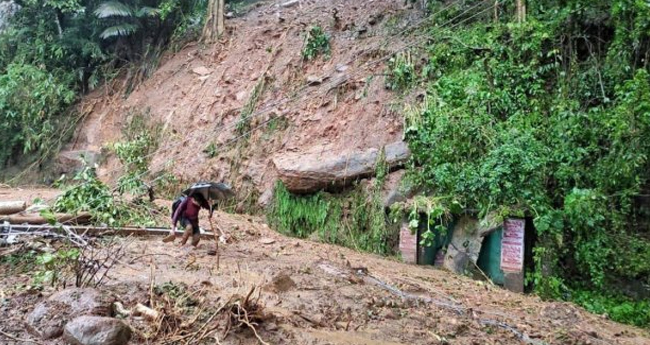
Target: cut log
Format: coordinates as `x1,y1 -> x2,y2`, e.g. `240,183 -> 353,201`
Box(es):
272,141 -> 410,193
0,201 -> 26,215
0,212 -> 92,225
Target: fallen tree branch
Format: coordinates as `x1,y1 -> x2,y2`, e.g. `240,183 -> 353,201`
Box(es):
480,320 -> 547,345
318,260 -> 546,345
0,329 -> 44,345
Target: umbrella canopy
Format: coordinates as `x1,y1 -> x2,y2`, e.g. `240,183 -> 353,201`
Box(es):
182,182 -> 235,202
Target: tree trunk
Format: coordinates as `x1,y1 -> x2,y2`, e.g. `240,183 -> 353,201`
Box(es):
0,201 -> 26,215
516,0 -> 526,23
202,0 -> 225,43
54,11 -> 63,39
0,212 -> 92,225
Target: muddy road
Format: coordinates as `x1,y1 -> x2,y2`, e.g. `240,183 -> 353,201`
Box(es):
1,209 -> 649,345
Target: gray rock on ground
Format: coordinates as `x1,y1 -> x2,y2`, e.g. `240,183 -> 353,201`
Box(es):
25,288 -> 114,340
63,316 -> 132,345
443,213 -> 502,274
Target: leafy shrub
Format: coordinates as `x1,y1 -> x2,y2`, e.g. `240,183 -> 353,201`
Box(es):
0,64 -> 76,166
53,165 -> 157,226
403,1 -> 650,327
53,166 -> 123,226
302,26 -> 330,61
572,290 -> 650,328
386,52 -> 415,91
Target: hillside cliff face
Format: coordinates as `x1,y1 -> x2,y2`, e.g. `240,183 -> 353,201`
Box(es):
67,0 -> 423,204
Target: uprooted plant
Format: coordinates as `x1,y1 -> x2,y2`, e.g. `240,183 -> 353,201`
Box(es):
30,237 -> 127,289
53,165 -> 161,227
124,284 -> 272,344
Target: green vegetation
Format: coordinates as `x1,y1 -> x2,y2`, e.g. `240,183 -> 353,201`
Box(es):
572,290 -> 650,328
0,64 -> 76,166
302,26 -> 330,61
111,110 -> 162,195
52,165 -> 159,226
235,75 -> 269,136
268,151 -> 395,255
203,142 -> 218,158
0,0 -> 207,170
268,181 -> 396,255
385,52 -> 415,91
399,0 -> 650,327
53,110 -> 169,226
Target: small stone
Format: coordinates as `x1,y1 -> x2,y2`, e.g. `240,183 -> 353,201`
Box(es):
380,309 -> 398,320
259,238 -> 276,245
63,316 -> 131,345
192,66 -> 211,76
270,273 -> 296,293
306,75 -> 322,85
335,64 -> 348,72
281,0 -> 299,8
236,91 -> 247,101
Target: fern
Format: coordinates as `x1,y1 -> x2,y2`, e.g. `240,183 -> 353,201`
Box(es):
94,1 -> 134,18
99,24 -> 138,39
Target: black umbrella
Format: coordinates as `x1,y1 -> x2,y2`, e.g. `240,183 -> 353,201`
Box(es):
182,182 -> 235,202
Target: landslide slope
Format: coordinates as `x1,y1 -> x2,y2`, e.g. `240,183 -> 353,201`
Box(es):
69,0 -> 419,203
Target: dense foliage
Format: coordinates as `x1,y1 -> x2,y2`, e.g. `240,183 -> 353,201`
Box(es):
0,0 -> 207,169
53,165 -> 160,226
402,0 -> 650,326
269,153 -> 395,255
268,181 -> 395,255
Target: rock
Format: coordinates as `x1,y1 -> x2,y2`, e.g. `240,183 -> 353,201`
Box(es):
270,273 -> 296,293
259,237 -> 276,245
26,288 -> 114,340
306,75 -> 322,85
55,150 -> 102,176
236,90 -> 248,101
273,141 -> 410,193
380,309 -> 399,320
281,0 -> 299,8
443,215 -> 493,274
63,316 -> 131,345
264,322 -> 279,331
443,212 -> 502,274
477,212 -> 501,235
192,66 -> 212,76
257,188 -> 274,208
0,1 -> 20,33
335,64 -> 348,72
379,170 -> 415,207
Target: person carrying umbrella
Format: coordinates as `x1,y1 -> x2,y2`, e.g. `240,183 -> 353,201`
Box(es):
163,191 -> 212,247
162,182 -> 234,248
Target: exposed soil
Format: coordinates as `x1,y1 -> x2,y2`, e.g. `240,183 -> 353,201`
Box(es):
0,186 -> 61,205
3,1 -> 650,344
68,0 -> 420,204
1,208 -> 649,345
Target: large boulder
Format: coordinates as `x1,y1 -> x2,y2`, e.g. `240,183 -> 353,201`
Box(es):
443,213 -> 501,274
63,316 -> 132,345
26,288 -> 114,340
54,150 -> 102,176
273,141 -> 410,193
